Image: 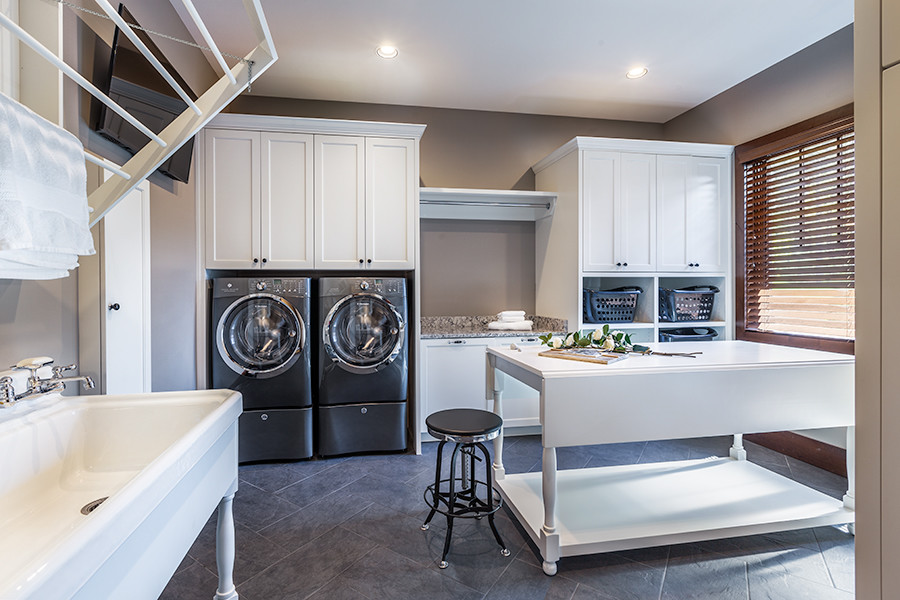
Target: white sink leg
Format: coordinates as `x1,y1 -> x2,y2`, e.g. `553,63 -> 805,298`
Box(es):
214,492 -> 238,600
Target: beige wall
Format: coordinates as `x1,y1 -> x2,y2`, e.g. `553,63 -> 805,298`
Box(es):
664,25 -> 853,145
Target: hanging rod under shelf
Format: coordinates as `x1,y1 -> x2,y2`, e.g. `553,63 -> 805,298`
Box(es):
419,187 -> 557,222
420,199 -> 552,209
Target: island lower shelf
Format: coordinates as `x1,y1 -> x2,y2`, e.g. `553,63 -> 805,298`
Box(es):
496,457 -> 853,557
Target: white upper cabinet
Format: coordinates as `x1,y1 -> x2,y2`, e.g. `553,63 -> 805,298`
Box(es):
366,137 -> 416,269
262,132 -> 315,269
205,129 -> 313,269
314,136 -> 416,270
582,151 -> 656,272
657,155 -> 728,273
205,129 -> 260,269
314,135 -> 366,269
203,115 -> 425,271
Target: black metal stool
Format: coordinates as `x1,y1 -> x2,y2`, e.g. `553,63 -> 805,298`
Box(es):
421,408 -> 510,568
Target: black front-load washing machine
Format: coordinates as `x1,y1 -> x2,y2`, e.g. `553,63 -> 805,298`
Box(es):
210,277 -> 312,462
318,276 -> 408,456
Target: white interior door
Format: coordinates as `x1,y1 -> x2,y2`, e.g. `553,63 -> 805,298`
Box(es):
101,182 -> 151,394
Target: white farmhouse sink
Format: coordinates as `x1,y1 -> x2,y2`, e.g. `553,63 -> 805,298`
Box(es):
0,389 -> 242,600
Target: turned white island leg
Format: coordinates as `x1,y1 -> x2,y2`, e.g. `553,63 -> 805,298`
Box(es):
844,426 -> 856,534
214,492 -> 238,600
730,433 -> 747,460
492,370 -> 506,481
540,446 -> 560,576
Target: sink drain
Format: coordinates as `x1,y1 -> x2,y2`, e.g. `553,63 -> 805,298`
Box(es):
80,497 -> 108,515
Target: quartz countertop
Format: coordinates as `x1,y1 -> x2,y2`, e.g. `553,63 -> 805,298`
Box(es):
421,315 -> 568,339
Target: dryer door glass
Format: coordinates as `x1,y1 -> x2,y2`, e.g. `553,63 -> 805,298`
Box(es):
218,295 -> 304,376
325,294 -> 403,373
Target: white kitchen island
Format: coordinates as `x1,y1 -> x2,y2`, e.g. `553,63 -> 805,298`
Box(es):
485,340 -> 855,576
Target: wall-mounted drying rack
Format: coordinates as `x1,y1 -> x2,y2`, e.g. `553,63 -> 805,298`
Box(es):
0,0 -> 277,228
420,187 -> 557,221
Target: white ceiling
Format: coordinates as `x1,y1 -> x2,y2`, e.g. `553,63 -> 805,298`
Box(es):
182,0 -> 853,123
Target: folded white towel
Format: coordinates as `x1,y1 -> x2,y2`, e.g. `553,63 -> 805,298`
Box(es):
487,320 -> 533,331
499,315 -> 525,323
0,91 -> 94,280
497,310 -> 526,319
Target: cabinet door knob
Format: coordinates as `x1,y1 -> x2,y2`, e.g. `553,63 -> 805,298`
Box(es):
108,303 -> 120,311
695,262 -> 700,267
262,258 -> 268,264
449,339 -> 466,345
616,262 -> 622,267
253,258 -> 259,264
689,263 -> 695,267
359,259 -> 364,264
623,262 -> 628,267
367,258 -> 372,264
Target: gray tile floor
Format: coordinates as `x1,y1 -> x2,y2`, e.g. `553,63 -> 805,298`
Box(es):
161,436 -> 855,600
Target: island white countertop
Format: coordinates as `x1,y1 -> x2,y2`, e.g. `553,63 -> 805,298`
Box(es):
487,339 -> 854,379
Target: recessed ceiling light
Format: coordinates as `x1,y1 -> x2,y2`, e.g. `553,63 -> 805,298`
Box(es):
626,67 -> 648,79
376,45 -> 399,59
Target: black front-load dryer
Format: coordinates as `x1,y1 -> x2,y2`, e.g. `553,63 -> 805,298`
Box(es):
210,277 -> 312,462
318,276 -> 408,456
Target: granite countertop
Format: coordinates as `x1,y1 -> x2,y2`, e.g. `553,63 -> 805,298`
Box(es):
421,315 -> 568,339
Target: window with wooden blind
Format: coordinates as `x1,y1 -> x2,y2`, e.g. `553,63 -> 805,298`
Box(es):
735,105 -> 854,354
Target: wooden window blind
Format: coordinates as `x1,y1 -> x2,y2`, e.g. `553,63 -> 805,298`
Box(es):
735,106 -> 854,353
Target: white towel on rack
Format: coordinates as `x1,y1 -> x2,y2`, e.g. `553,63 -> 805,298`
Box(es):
487,320 -> 533,331
0,92 -> 94,280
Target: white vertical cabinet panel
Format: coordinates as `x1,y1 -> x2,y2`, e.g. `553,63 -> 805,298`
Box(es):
619,153 -> 656,271
582,151 -> 618,271
366,137 -> 416,269
261,132 -> 314,269
657,155 -> 691,271
688,156 -> 728,273
315,135 -> 366,269
420,339 -> 490,433
205,130 -> 260,269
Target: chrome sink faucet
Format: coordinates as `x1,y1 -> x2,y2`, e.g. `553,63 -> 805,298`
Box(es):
0,357 -> 95,407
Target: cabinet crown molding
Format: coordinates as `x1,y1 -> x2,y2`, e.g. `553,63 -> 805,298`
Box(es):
533,136 -> 734,174
207,113 -> 426,139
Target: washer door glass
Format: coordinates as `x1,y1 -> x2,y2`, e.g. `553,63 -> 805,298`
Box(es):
217,294 -> 304,377
325,294 -> 403,374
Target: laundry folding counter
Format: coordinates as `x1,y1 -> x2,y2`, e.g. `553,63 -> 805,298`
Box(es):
485,340 -> 855,576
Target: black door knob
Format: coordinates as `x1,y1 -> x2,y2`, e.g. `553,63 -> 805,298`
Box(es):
262,258 -> 268,264
253,258 -> 259,264
108,303 -> 120,311
359,258 -> 364,264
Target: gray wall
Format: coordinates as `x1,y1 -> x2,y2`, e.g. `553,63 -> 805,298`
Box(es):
663,25 -> 853,144
419,220 -> 536,316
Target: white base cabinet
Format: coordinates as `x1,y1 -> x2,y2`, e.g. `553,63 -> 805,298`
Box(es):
420,336 -> 541,437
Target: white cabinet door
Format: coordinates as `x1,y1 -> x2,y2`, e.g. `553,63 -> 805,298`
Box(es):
366,137 -> 416,269
657,155 -> 727,272
315,135 -> 366,269
582,151 -> 618,271
657,155 -> 691,271
205,129 -> 260,269
420,339 -> 490,433
619,153 -> 656,271
583,151 -> 656,272
687,156 -> 728,273
261,132 -> 314,269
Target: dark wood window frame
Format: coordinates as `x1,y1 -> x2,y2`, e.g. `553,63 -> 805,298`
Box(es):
734,104 -> 855,356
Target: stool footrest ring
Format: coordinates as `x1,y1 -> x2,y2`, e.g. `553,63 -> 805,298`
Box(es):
423,478 -> 502,519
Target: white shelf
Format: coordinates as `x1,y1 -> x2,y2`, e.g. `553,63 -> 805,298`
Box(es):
420,187 -> 556,221
497,458 -> 853,558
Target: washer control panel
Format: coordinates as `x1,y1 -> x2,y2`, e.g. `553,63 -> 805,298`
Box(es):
248,278 -> 308,295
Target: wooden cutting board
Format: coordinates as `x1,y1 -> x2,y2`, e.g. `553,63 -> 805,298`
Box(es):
538,348 -> 627,365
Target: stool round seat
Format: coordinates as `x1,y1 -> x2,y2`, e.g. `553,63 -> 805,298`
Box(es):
426,408 -> 502,443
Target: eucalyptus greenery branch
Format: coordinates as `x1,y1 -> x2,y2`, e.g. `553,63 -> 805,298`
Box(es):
539,324 -> 650,354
